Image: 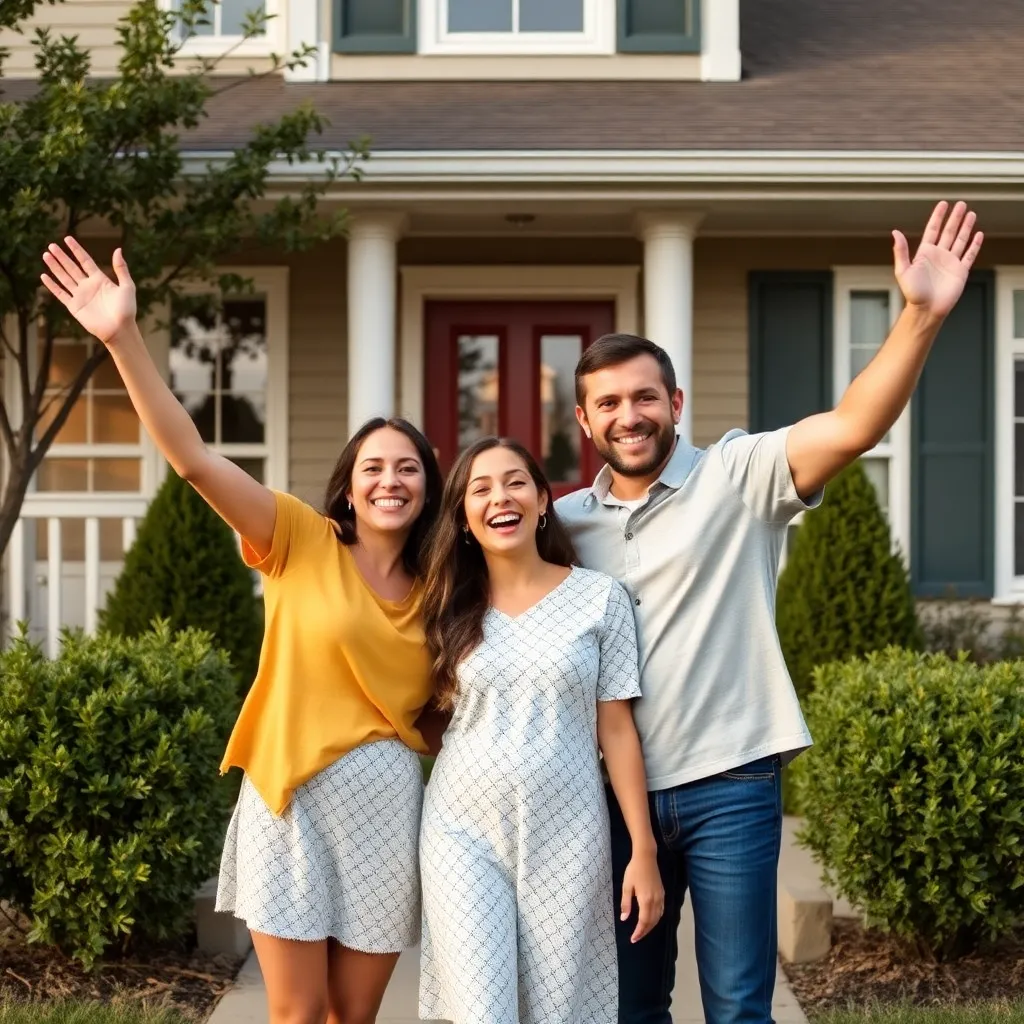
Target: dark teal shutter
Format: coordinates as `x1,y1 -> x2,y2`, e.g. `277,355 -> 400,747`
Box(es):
748,272 -> 833,432
335,0 -> 416,53
617,0 -> 700,53
911,272 -> 994,598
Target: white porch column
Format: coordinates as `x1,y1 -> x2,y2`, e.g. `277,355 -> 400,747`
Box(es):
636,211 -> 704,441
347,212 -> 406,434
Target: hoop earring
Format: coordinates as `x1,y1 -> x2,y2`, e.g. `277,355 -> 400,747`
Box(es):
538,513 -> 547,531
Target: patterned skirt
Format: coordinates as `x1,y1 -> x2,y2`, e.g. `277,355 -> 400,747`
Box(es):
215,738 -> 423,952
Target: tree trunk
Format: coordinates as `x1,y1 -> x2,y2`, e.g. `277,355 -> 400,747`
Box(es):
0,441 -> 35,559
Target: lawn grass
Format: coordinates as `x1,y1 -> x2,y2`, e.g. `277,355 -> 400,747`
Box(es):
812,1003 -> 1024,1023
0,1002 -> 196,1024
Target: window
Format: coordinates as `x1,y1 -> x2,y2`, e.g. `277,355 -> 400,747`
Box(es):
35,336 -> 145,497
996,272 -> 1024,601
419,0 -> 612,55
833,269 -> 911,561
169,0 -> 279,55
166,269 -> 288,490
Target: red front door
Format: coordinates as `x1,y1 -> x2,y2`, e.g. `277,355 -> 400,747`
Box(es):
424,301 -> 614,497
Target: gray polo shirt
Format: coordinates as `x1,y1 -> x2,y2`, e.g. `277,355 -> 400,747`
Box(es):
555,426 -> 819,790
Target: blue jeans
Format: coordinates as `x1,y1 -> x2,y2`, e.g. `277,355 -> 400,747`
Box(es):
608,756 -> 783,1024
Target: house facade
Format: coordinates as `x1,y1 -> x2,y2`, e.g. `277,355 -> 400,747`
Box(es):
2,0 -> 1023,655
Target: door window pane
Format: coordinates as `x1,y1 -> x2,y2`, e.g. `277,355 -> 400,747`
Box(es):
520,0 -> 584,32
540,334 -> 583,483
458,335 -> 499,450
449,0 -> 511,32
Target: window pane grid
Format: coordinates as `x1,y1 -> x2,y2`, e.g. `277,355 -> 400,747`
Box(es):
172,0 -> 266,37
447,0 -> 585,34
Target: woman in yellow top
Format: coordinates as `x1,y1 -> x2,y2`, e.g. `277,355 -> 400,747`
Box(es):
42,239 -> 443,1024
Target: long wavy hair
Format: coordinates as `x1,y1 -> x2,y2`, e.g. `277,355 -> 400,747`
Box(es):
422,437 -> 579,709
323,417 -> 443,578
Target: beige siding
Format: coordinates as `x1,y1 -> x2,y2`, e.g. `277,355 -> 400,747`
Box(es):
0,0 -> 131,76
283,242 -> 347,505
0,0 -> 276,77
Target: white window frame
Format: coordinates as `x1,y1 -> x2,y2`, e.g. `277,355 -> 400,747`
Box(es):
165,0 -> 283,58
419,0 -> 614,56
995,268 -> 1024,603
151,266 -> 290,493
833,268 -> 912,563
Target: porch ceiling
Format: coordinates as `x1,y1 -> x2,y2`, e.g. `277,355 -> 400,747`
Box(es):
310,194 -> 1024,239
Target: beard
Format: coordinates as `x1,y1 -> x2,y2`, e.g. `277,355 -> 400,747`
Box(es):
593,419 -> 677,478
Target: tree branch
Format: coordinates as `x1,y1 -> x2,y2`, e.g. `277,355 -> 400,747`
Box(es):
29,345 -> 107,468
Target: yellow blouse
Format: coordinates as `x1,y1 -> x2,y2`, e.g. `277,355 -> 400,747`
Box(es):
220,490 -> 432,816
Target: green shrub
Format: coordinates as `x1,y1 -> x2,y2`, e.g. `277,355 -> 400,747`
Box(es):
0,622 -> 239,967
101,471 -> 263,693
790,648 -> 1024,958
777,460 -> 922,700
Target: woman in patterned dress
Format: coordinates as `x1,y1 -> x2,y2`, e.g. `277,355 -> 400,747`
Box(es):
41,239 -> 444,1024
419,436 -> 664,1024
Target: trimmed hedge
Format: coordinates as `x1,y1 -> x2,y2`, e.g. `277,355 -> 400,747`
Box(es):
790,648 -> 1024,959
0,623 -> 239,967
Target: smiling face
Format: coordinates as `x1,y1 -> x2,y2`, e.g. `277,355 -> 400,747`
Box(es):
347,426 -> 427,537
576,353 -> 682,480
463,444 -> 548,558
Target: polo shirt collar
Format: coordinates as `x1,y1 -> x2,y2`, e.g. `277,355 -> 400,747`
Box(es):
582,434 -> 700,509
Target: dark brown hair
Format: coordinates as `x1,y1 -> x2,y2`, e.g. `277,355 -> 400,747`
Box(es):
323,417 -> 443,578
574,332 -> 677,406
422,437 -> 578,710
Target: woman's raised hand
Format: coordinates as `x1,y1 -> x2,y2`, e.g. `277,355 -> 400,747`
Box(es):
41,238 -> 137,345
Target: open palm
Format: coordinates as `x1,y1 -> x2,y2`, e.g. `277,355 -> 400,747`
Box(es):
893,201 -> 984,319
41,238 -> 136,345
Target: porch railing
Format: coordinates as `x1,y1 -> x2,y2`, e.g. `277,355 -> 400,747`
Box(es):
7,495 -> 149,658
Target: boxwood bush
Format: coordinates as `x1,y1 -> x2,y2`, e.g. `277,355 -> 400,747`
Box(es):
0,622 -> 239,967
790,648 -> 1024,958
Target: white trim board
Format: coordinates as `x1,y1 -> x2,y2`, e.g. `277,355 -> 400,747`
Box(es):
832,268 -> 911,563
398,265 -> 639,428
179,150 -> 1024,187
995,267 -> 1024,603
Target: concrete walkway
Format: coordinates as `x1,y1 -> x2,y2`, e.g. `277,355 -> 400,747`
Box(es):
209,877 -> 811,1024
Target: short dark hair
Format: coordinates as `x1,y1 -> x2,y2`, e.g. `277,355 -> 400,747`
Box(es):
323,416 -> 443,578
574,333 -> 677,406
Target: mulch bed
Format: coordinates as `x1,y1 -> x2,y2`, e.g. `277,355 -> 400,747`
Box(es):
784,918 -> 1024,1012
0,910 -> 245,1019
